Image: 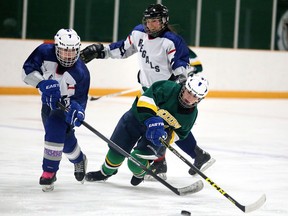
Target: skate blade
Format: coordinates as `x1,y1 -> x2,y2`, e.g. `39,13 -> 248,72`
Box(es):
42,183 -> 54,192
144,173 -> 167,181
200,158 -> 216,173
191,158 -> 216,176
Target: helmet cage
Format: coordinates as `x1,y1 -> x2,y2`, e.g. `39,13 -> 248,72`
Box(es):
54,29 -> 81,67
178,75 -> 209,108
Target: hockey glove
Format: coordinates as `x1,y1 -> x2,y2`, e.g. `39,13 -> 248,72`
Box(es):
65,101 -> 85,127
38,80 -> 61,110
144,116 -> 167,147
175,74 -> 187,84
80,44 -> 105,63
187,66 -> 198,77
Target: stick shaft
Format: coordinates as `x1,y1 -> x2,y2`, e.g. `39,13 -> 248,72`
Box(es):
81,121 -> 183,195
57,101 -> 193,196
90,87 -> 140,101
160,138 -> 264,212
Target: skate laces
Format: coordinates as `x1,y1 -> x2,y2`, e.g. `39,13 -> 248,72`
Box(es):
74,160 -> 85,173
41,171 -> 55,179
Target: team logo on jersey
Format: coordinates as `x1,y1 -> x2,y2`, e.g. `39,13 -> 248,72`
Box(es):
277,10 -> 288,50
138,39 -> 160,72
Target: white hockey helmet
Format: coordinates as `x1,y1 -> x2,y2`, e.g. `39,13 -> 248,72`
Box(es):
178,74 -> 209,108
54,28 -> 81,67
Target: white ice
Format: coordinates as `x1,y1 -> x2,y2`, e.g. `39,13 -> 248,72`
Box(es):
0,96 -> 287,216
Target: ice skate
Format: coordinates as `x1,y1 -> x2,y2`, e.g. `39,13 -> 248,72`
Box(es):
39,171 -> 57,192
85,170 -> 117,182
144,158 -> 167,181
130,175 -> 144,186
189,146 -> 215,175
74,154 -> 87,184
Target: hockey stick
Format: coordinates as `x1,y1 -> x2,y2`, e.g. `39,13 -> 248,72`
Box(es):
160,138 -> 266,213
58,102 -> 203,196
90,87 -> 140,101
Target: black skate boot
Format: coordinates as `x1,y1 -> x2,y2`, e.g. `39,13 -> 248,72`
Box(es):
39,171 -> 57,192
85,170 -> 117,182
74,154 -> 87,183
189,146 -> 211,175
144,157 -> 167,181
130,175 -> 144,186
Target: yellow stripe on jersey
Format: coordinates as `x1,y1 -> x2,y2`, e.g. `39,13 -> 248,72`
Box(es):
137,95 -> 158,113
190,60 -> 201,67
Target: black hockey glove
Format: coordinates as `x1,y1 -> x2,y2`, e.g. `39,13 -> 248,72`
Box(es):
175,74 -> 187,84
80,44 -> 105,63
187,66 -> 198,77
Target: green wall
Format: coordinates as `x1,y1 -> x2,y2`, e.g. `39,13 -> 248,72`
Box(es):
1,0 -> 287,50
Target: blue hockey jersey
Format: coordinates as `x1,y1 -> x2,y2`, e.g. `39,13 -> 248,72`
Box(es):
22,43 -> 90,108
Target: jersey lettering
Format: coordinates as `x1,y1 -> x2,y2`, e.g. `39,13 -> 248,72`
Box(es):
157,109 -> 181,129
138,39 -> 143,47
138,39 -> 160,72
142,50 -> 146,58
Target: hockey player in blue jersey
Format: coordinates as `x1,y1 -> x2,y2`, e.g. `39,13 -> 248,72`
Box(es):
22,28 -> 90,192
80,4 -> 214,181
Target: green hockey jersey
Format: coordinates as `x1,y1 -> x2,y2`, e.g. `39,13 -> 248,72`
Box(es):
131,80 -> 198,140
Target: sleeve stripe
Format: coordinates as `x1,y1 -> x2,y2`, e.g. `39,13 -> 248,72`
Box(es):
137,95 -> 158,113
190,60 -> 201,66
128,35 -> 132,45
168,49 -> 176,55
137,101 -> 158,113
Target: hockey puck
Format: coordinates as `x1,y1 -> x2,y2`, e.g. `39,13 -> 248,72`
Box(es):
181,210 -> 191,215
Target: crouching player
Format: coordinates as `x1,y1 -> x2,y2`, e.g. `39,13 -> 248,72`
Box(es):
85,74 -> 209,186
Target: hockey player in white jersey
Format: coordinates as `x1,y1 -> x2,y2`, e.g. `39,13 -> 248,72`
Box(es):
80,4 -> 214,180
22,28 -> 90,191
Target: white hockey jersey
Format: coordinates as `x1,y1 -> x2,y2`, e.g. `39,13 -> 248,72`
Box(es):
105,24 -> 191,88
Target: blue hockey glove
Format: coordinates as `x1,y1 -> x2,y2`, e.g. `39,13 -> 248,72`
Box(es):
144,116 -> 167,146
65,101 -> 85,127
38,80 -> 61,110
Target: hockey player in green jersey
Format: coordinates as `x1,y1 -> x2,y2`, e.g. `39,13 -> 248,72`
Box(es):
85,74 -> 209,186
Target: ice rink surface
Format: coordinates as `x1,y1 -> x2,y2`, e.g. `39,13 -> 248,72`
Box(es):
0,95 -> 287,216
